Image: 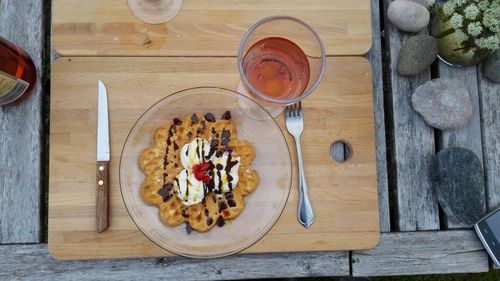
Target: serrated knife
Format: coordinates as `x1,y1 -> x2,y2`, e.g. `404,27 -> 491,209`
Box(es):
96,80 -> 110,233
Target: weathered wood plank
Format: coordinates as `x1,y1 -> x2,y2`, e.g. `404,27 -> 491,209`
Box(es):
437,63 -> 485,229
368,0 -> 390,233
352,230 -> 490,276
0,244 -> 349,280
0,0 -> 46,243
383,0 -> 439,231
478,69 -> 500,212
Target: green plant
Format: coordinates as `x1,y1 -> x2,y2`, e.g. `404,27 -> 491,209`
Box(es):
432,0 -> 499,53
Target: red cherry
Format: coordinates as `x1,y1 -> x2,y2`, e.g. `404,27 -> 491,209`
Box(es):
202,176 -> 211,183
192,164 -> 200,173
194,171 -> 204,180
200,162 -> 210,172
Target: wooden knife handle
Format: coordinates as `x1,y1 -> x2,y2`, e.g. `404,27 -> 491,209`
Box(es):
96,161 -> 109,232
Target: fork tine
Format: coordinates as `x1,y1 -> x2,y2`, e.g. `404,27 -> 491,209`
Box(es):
293,103 -> 297,117
297,102 -> 302,116
285,105 -> 291,117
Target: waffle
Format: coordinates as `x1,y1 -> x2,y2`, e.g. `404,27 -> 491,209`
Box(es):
139,111 -> 259,233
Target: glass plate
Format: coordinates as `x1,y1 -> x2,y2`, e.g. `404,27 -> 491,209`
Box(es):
120,87 -> 291,258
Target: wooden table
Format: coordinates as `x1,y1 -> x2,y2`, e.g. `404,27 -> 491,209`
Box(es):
1,0 -> 499,279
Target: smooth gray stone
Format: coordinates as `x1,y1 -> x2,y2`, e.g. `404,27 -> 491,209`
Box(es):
397,35 -> 438,76
387,0 -> 430,32
412,78 -> 472,130
408,0 -> 435,7
482,49 -> 500,83
431,147 -> 486,226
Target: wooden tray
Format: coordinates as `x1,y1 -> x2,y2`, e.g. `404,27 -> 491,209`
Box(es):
52,0 -> 372,56
48,57 -> 379,260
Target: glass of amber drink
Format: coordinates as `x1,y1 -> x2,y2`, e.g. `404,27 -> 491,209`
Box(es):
237,16 -> 326,116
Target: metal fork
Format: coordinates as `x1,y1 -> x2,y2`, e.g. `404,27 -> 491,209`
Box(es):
285,102 -> 314,228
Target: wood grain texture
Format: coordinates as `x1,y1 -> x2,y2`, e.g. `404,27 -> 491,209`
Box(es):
478,69 -> 500,212
368,0 -> 390,233
0,244 -> 349,280
0,0 -> 45,244
437,63 -> 485,229
52,0 -> 372,56
352,230 -> 490,276
96,161 -> 109,233
48,56 -> 379,260
383,0 -> 439,231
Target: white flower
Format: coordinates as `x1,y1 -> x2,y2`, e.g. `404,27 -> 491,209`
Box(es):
475,36 -> 500,49
443,1 -> 457,16
483,10 -> 499,29
455,29 -> 470,42
491,1 -> 500,16
450,13 -> 464,29
453,0 -> 467,6
467,22 -> 484,36
477,0 -> 490,11
464,5 -> 480,19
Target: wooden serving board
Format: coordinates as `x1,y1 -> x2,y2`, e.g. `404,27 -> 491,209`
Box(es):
52,0 -> 371,56
49,57 -> 379,260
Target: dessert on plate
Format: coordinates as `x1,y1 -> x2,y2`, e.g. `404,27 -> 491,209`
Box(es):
139,111 -> 259,233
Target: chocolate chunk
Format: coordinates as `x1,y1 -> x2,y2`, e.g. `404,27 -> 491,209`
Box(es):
212,195 -> 217,203
173,142 -> 179,150
221,129 -> 231,146
218,201 -> 228,212
173,118 -> 182,125
215,133 -> 220,138
181,210 -> 189,218
211,127 -> 217,134
191,114 -> 199,124
221,129 -> 231,139
157,187 -> 171,202
225,192 -> 233,200
167,138 -> 172,146
164,183 -> 174,191
227,199 -> 236,207
201,120 -> 206,128
186,223 -> 193,234
207,217 -> 214,225
216,164 -> 224,170
204,209 -> 209,216
221,111 -> 231,120
187,132 -> 193,139
204,113 -> 216,122
216,216 -> 225,227
211,139 -> 219,148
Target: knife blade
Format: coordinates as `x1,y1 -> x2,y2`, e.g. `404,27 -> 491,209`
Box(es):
96,80 -> 110,233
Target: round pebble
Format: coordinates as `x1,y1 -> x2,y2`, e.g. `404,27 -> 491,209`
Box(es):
388,0 -> 430,32
412,78 -> 472,130
397,35 -> 438,76
482,49 -> 500,83
431,147 -> 486,226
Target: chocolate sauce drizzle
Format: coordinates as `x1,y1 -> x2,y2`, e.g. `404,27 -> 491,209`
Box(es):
158,112 -> 241,213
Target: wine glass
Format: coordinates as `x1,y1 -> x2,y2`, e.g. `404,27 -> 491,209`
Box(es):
128,0 -> 183,24
237,16 -> 326,117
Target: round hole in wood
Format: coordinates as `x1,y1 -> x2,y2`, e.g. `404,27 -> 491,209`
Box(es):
330,140 -> 352,163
